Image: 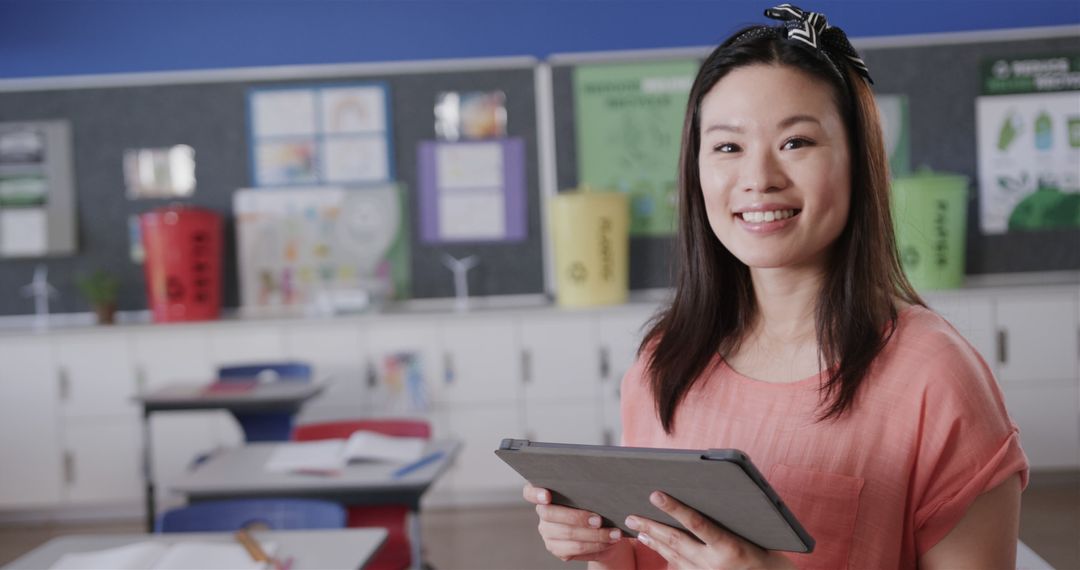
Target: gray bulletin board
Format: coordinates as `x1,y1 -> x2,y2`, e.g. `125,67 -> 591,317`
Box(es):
0,59 -> 544,316
550,31 -> 1079,290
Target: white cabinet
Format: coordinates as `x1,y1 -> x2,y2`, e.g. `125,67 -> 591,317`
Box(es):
130,329 -> 222,498
995,294 -> 1079,383
1002,383 -> 1080,469
437,316 -> 520,406
362,318 -> 443,414
433,406 -> 526,504
924,293 -> 996,365
519,314 -> 599,403
53,333 -> 137,418
206,325 -> 285,367
598,308 -> 653,445
0,338 -> 62,507
285,322 -> 366,422
62,418 -> 142,504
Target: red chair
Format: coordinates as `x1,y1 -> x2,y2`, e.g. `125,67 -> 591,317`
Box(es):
292,419 -> 431,570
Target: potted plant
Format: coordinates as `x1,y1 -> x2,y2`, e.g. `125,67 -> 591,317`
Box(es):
76,270 -> 119,325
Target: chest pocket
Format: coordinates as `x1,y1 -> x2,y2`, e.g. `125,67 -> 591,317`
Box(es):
768,464 -> 864,570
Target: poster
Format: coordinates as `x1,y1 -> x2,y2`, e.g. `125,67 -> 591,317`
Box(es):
248,83 -> 393,187
875,94 -> 911,177
233,184 -> 409,311
0,121 -> 77,257
417,138 -> 526,243
574,60 -> 697,236
976,54 -> 1080,234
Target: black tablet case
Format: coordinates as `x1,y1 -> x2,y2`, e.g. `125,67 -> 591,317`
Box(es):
495,439 -> 814,553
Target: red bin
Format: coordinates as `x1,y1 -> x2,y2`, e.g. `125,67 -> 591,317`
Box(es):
140,205 -> 223,322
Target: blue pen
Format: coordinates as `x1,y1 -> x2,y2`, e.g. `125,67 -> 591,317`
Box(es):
392,450 -> 445,479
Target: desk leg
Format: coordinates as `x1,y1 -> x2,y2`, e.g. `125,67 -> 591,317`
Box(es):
142,409 -> 155,532
410,509 -> 422,570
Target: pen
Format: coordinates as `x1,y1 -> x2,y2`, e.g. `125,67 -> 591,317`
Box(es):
392,450 -> 445,479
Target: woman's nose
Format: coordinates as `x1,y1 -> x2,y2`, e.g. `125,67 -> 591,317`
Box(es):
740,149 -> 788,194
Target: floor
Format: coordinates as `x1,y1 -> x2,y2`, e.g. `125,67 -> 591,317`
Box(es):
0,473 -> 1076,569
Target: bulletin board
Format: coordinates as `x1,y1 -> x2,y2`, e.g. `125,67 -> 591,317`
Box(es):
549,32 -> 1079,291
0,58 -> 545,316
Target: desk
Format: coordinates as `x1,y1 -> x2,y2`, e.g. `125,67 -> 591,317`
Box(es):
133,382 -> 326,531
2,528 -> 387,570
172,439 -> 460,569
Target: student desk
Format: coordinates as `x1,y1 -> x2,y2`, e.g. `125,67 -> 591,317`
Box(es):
134,382 -> 326,531
2,528 -> 386,570
171,439 -> 461,569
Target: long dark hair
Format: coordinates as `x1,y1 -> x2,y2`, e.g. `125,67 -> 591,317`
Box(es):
641,27 -> 923,433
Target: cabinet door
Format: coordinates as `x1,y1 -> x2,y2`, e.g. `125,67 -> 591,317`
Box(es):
438,406 -> 526,500
206,325 -> 286,367
0,338 -> 62,507
63,418 -> 142,504
524,401 -> 605,446
130,329 -> 222,493
1002,383 -> 1080,469
285,322 -> 367,422
437,316 -> 520,406
519,314 -> 600,403
597,309 -> 654,445
924,293 -> 996,366
363,318 -> 444,414
996,294 -> 1079,383
54,333 -> 137,418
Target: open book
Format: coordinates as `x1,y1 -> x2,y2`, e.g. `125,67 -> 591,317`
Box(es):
265,430 -> 427,475
50,540 -> 277,570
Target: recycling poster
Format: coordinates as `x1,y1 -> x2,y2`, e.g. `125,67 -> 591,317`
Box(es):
976,54 -> 1080,234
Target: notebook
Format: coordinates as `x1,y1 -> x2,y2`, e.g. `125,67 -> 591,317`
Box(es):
265,430 -> 427,475
49,540 -> 277,570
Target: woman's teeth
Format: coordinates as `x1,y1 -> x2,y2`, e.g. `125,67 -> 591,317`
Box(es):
739,209 -> 796,223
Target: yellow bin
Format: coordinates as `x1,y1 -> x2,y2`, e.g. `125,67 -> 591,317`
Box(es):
550,192 -> 629,307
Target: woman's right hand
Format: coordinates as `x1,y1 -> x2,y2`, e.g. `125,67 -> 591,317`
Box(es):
523,482 -> 629,563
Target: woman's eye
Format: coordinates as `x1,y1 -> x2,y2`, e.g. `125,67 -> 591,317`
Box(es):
782,137 -> 813,150
713,143 -> 741,153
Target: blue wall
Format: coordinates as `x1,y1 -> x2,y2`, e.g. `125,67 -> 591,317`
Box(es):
3,1 -> 1078,79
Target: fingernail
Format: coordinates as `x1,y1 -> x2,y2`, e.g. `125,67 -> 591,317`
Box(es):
609,529 -> 622,540
651,492 -> 666,507
588,516 -> 601,528
624,517 -> 638,530
638,532 -> 652,546
537,490 -> 548,503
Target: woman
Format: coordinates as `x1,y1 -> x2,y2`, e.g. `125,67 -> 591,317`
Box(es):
525,4 -> 1028,569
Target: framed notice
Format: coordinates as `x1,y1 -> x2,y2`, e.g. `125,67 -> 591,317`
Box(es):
0,120 -> 77,257
247,83 -> 394,187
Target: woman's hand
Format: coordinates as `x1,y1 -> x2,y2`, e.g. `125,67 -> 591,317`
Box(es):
626,491 -> 796,570
523,482 -> 629,563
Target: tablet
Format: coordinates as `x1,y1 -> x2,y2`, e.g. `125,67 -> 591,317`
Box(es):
495,439 -> 814,553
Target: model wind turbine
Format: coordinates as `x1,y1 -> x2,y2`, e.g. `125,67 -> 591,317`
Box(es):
441,254 -> 479,312
20,264 -> 58,330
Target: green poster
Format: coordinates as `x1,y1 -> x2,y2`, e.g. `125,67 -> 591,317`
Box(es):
574,60 -> 698,236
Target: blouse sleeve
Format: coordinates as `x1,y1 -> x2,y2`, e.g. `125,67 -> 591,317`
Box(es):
909,338 -> 1029,556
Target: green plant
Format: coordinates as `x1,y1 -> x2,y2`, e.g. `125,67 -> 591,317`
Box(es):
76,270 -> 119,307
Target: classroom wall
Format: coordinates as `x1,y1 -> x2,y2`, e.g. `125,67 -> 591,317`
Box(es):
3,1 -> 1078,79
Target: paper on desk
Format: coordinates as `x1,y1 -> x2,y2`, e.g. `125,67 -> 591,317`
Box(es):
49,540 -> 277,570
265,430 -> 427,474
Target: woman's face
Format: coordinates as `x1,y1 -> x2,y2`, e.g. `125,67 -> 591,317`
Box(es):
697,64 -> 851,272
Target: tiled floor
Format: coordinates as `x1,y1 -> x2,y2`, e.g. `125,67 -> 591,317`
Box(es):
1,472 -> 1076,569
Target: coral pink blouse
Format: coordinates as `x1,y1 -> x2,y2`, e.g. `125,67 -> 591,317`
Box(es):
619,306 -> 1028,569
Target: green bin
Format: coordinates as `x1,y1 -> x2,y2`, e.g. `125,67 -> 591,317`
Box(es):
891,170 -> 969,290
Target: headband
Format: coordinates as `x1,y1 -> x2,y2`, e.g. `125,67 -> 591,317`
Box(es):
735,3 -> 874,85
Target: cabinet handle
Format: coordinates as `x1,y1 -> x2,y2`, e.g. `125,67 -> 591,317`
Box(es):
602,428 -> 614,446
521,349 -> 532,384
996,329 -> 1008,365
58,367 -> 70,401
63,451 -> 75,485
135,364 -> 147,392
599,346 -> 610,381
443,352 -> 455,385
365,362 -> 378,388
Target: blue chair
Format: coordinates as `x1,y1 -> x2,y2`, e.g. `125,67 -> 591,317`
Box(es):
218,361 -> 313,442
156,498 -> 346,533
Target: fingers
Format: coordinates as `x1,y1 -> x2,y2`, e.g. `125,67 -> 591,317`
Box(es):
545,539 -> 617,562
539,517 -> 622,543
535,503 -> 603,527
646,491 -> 729,546
625,512 -> 701,567
522,483 -> 550,505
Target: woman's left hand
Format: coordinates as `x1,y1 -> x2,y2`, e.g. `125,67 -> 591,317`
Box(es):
625,491 -> 796,570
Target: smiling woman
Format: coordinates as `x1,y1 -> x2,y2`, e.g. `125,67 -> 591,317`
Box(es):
523,3 -> 1028,569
